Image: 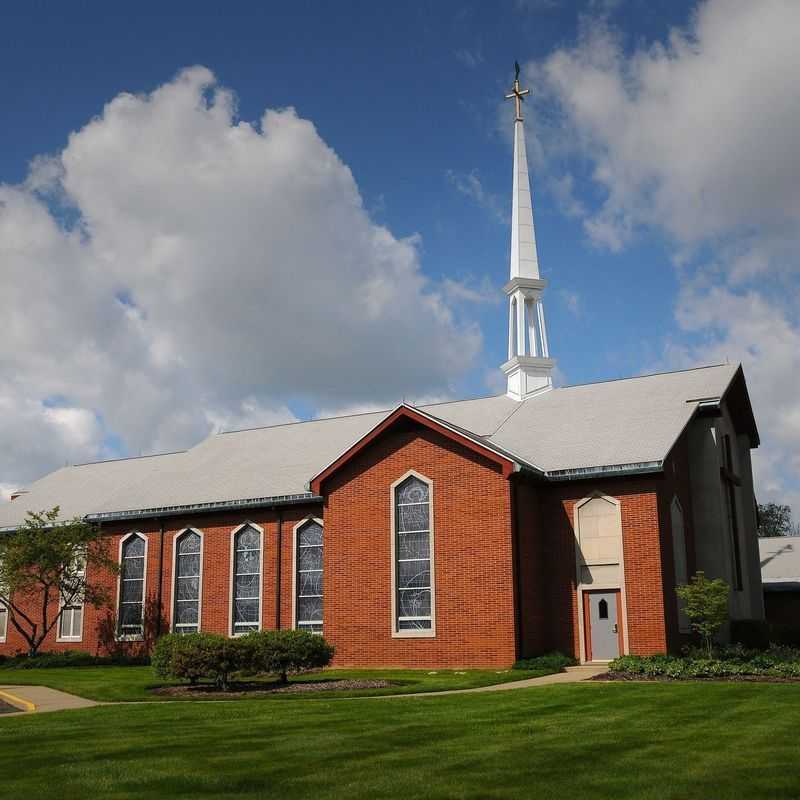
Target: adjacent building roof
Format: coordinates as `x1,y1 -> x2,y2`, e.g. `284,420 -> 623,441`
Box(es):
0,362 -> 753,529
759,536 -> 800,590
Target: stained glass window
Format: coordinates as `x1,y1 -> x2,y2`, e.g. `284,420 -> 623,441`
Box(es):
118,534 -> 146,637
395,476 -> 433,632
174,530 -> 202,634
296,520 -> 323,635
233,525 -> 261,634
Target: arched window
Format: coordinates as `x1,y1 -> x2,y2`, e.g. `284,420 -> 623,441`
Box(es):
118,534 -> 146,638
598,598 -> 609,619
394,474 -> 434,634
295,520 -> 323,634
173,530 -> 202,634
232,524 -> 262,634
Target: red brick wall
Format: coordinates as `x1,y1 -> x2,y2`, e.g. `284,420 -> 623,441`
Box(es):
322,421 -> 517,668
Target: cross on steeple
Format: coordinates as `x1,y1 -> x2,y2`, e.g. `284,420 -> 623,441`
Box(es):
505,61 -> 530,122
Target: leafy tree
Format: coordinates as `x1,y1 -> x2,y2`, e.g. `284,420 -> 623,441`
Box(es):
758,503 -> 800,538
0,507 -> 117,657
675,571 -> 730,658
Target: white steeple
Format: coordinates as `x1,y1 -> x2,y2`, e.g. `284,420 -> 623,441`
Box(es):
500,62 -> 555,401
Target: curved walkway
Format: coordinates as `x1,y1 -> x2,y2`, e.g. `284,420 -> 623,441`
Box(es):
0,665 -> 607,716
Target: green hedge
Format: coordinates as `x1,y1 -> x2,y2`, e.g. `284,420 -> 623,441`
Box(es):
610,645 -> 800,679
152,630 -> 335,690
513,652 -> 576,672
0,650 -> 149,670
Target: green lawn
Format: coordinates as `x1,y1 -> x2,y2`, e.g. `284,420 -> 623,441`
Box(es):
0,665 -> 545,702
1,683 -> 798,799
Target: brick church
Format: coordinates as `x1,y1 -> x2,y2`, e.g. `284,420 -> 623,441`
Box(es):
0,71 -> 763,667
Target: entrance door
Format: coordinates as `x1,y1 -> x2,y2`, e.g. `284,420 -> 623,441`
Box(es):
585,590 -> 622,661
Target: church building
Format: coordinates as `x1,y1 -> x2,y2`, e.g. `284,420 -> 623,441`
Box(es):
0,70 -> 764,666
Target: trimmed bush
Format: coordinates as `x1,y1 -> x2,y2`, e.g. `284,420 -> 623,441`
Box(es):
513,652 -> 577,672
242,630 -> 334,683
152,633 -> 248,690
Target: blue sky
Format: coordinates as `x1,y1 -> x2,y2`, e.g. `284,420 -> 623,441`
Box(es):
1,0 -> 798,511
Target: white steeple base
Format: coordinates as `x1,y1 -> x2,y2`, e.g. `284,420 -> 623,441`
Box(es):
502,356 -> 555,401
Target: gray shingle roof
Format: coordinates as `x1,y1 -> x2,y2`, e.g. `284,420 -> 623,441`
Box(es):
0,363 -> 744,528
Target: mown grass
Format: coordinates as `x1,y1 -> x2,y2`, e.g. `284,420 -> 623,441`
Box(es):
0,665 -> 547,702
1,682 -> 798,799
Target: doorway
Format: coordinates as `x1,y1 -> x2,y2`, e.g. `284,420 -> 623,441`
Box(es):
583,590 -> 623,661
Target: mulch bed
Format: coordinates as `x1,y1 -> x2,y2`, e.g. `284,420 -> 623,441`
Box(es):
594,672 -> 800,684
151,679 -> 395,699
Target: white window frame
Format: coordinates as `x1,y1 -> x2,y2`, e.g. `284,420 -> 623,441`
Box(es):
116,532 -> 148,641
171,528 -> 204,634
292,516 -> 324,634
229,522 -> 264,637
57,551 -> 86,643
390,470 -> 436,639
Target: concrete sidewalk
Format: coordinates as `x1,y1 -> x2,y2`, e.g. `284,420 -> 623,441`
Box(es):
0,665 -> 606,715
368,665 -> 608,699
0,684 -> 98,716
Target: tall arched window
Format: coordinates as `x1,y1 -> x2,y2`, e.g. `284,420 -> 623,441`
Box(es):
173,529 -> 202,634
118,534 -> 146,638
232,524 -> 262,634
393,474 -> 434,634
295,519 -> 323,634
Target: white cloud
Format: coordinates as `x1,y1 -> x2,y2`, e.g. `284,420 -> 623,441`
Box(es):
446,169 -> 508,224
559,289 -> 582,317
527,0 -> 800,511
454,48 -> 484,69
442,276 -> 501,306
0,66 -> 482,491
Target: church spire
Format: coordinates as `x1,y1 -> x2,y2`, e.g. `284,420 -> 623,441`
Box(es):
500,61 -> 555,401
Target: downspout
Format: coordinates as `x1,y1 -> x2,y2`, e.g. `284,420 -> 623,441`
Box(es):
155,517 -> 165,639
275,509 -> 284,630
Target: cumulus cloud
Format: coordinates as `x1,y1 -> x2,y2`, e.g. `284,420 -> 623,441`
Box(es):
0,67 -> 481,490
526,0 -> 800,509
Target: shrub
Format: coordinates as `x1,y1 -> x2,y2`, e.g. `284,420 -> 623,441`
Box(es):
152,633 -> 248,690
513,652 -> 577,672
609,645 -> 800,680
242,630 -> 334,683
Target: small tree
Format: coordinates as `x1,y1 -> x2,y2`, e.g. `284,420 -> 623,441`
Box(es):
758,503 -> 800,537
0,507 -> 117,657
675,571 -> 730,658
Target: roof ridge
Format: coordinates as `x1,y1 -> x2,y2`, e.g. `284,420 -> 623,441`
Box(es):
220,392 -> 509,436
558,363 -> 732,390
72,450 -> 187,467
